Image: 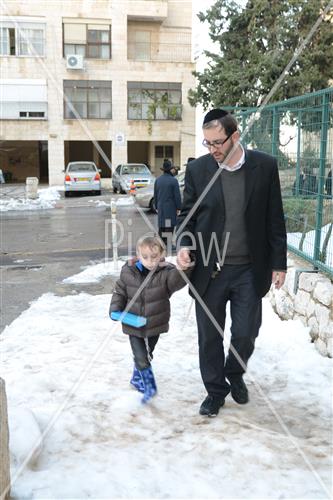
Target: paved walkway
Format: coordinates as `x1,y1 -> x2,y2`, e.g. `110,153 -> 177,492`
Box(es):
0,183 -> 32,199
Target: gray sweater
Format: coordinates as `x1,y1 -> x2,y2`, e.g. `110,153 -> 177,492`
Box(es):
221,166 -> 251,265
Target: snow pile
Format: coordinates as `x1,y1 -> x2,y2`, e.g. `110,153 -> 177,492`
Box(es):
1,280 -> 332,498
9,408 -> 43,468
62,259 -> 124,283
63,257 -> 176,284
92,199 -> 109,207
115,196 -> 135,206
0,186 -> 61,212
288,223 -> 333,267
87,197 -> 134,208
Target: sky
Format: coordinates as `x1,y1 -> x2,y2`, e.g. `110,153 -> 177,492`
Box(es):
2,252 -> 332,499
191,0 -> 299,157
192,0 -> 217,157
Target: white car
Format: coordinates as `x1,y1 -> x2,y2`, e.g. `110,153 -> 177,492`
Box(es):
112,163 -> 155,194
135,171 -> 185,212
64,161 -> 101,197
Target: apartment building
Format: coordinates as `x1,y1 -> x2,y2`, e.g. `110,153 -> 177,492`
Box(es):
0,0 -> 196,185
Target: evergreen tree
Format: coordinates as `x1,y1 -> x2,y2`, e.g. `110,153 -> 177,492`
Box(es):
189,0 -> 333,109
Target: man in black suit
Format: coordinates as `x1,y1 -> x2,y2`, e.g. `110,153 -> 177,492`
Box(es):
176,109 -> 287,417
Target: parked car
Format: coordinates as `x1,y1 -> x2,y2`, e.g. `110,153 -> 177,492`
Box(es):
64,161 -> 101,197
135,170 -> 186,212
112,163 -> 155,194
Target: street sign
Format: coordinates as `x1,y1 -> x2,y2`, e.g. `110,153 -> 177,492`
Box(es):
115,132 -> 125,146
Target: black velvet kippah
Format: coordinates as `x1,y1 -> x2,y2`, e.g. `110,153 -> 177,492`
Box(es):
203,108 -> 229,125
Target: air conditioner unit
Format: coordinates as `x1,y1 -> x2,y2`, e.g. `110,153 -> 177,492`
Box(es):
66,54 -> 84,70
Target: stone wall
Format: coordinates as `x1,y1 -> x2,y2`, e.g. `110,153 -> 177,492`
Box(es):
268,254 -> 333,358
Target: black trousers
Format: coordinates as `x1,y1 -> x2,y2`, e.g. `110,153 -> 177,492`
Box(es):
195,264 -> 262,398
129,335 -> 160,370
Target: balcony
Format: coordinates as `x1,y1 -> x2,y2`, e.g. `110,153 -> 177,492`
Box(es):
128,27 -> 192,63
127,0 -> 168,22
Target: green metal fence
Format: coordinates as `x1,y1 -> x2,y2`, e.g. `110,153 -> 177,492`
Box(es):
229,88 -> 333,278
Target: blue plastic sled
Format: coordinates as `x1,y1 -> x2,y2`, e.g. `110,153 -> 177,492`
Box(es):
110,311 -> 147,328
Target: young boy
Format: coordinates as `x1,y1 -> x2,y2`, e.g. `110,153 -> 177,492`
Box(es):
109,234 -> 190,403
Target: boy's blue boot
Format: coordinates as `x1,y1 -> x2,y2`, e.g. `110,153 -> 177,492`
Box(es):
130,366 -> 144,393
139,366 -> 157,403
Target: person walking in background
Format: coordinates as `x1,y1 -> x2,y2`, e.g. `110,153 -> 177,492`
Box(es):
154,159 -> 182,251
184,157 -> 196,168
177,109 -> 287,418
109,235 -> 189,404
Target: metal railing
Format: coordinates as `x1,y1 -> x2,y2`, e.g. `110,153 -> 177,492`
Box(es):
128,41 -> 191,62
128,30 -> 192,63
229,88 -> 333,277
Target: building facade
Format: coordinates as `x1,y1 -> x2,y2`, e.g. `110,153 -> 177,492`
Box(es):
0,0 -> 196,185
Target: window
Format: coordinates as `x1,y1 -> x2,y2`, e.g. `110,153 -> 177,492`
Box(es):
18,28 -> 44,56
68,164 -> 96,172
155,145 -> 174,160
121,165 -> 150,175
128,82 -> 182,121
128,30 -> 150,61
64,80 -> 112,119
165,146 -> 174,158
63,21 -> 111,59
0,27 -> 14,55
0,79 -> 47,119
19,111 -> 45,118
155,146 -> 164,158
0,20 -> 45,56
128,23 -> 192,63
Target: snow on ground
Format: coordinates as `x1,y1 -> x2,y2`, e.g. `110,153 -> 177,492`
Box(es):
114,196 -> 135,206
0,186 -> 61,212
288,223 -> 333,268
63,259 -> 124,284
90,199 -> 109,207
0,188 -> 134,212
86,196 -> 135,208
1,261 -> 332,499
63,256 -> 174,284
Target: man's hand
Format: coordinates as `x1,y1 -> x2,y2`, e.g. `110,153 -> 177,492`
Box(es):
272,271 -> 286,290
177,248 -> 193,270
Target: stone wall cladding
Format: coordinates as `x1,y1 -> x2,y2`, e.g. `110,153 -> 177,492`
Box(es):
269,253 -> 333,358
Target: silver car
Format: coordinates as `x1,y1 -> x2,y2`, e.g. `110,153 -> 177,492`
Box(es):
135,170 -> 185,212
112,163 -> 155,194
64,161 -> 101,197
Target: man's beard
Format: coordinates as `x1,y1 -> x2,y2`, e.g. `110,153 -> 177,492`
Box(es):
221,140 -> 236,163
213,139 -> 235,164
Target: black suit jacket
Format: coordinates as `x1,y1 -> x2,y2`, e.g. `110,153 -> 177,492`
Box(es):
176,150 -> 287,298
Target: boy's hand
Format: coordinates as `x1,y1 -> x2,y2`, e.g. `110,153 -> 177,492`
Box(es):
177,248 -> 193,270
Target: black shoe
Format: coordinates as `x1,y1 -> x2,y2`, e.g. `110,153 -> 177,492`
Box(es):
199,395 -> 225,417
229,377 -> 249,404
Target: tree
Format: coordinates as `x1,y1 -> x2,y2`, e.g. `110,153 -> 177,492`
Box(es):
189,0 -> 333,109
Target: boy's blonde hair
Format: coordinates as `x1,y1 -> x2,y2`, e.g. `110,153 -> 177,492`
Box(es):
136,234 -> 165,255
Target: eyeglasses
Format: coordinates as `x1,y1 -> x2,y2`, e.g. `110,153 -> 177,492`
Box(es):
202,132 -> 234,149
